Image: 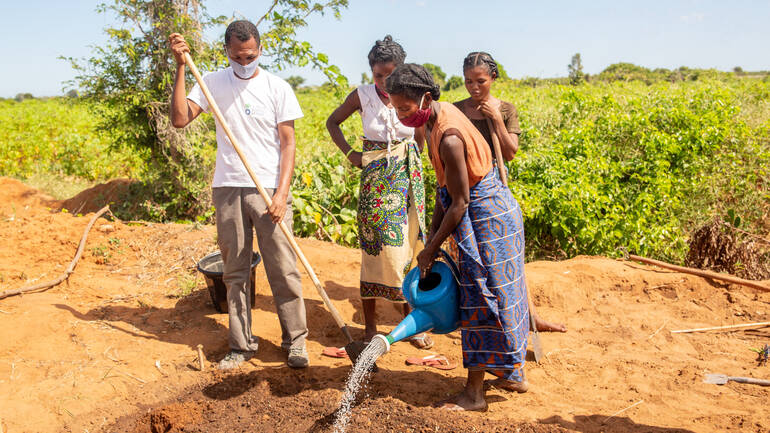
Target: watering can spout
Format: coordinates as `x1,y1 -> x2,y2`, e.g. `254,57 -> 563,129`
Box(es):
386,308 -> 435,345
370,334 -> 391,353
348,250 -> 459,365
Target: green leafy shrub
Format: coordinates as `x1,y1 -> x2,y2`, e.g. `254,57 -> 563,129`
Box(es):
506,79 -> 769,261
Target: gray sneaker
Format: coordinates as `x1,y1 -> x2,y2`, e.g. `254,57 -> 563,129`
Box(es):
287,346 -> 309,368
217,350 -> 255,370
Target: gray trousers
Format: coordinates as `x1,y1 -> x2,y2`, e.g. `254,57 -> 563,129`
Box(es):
212,187 -> 308,352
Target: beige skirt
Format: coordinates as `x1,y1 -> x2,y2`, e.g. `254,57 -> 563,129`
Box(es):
357,138 -> 426,302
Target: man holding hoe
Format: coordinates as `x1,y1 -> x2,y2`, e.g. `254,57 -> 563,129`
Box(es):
169,20 -> 309,369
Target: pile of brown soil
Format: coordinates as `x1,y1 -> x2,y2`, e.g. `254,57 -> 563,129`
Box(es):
57,178 -> 135,214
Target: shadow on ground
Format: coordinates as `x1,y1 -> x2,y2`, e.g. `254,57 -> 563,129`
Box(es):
540,414 -> 696,433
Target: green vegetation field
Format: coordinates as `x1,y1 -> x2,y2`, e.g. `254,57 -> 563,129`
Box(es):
2,77 -> 768,263
0,98 -> 147,198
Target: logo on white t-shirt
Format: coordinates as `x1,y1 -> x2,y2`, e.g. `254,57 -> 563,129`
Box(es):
243,102 -> 267,118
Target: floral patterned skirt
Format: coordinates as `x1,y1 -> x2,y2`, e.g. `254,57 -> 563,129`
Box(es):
358,139 -> 425,302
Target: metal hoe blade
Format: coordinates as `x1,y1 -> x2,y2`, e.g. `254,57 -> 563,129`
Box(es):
704,373 -> 770,386
529,310 -> 545,363
704,373 -> 729,385
345,341 -> 379,373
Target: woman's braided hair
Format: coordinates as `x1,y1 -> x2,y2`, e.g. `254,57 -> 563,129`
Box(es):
463,51 -> 499,79
368,35 -> 406,67
385,63 -> 441,102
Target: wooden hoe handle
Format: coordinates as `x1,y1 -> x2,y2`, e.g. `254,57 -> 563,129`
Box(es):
485,117 -> 508,185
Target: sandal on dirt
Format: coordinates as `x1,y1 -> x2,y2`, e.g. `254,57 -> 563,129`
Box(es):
408,333 -> 434,350
435,402 -> 489,412
321,346 -> 348,358
405,354 -> 457,370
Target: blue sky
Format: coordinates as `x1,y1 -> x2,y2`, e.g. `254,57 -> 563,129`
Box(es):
1,0 -> 769,97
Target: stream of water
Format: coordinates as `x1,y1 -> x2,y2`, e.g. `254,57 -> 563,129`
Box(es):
331,338 -> 388,433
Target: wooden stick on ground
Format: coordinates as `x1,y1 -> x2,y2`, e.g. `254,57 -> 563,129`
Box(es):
0,205 -> 112,300
603,399 -> 644,424
197,344 -> 206,371
672,322 -> 770,334
628,254 -> 770,292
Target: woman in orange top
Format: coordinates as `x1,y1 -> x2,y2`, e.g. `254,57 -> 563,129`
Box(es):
455,51 -> 566,333
387,64 -> 530,411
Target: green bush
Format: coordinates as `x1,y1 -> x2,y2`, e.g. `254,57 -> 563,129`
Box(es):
506,79 -> 769,261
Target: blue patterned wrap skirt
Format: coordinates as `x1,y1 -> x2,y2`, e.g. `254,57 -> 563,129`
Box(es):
438,169 -> 530,382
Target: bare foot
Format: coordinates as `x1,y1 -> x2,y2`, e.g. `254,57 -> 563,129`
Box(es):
408,333 -> 434,350
484,378 -> 529,393
533,315 -> 567,333
434,391 -> 488,412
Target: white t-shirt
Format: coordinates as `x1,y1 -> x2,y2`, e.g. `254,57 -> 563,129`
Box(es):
187,67 -> 303,188
357,84 -> 413,142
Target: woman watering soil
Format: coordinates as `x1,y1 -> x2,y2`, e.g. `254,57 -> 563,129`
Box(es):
326,36 -> 433,350
454,51 -> 566,334
386,64 -> 530,411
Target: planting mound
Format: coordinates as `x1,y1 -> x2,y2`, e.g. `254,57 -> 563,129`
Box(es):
0,177 -> 768,433
57,178 -> 135,214
116,374 -> 572,433
0,177 -> 57,210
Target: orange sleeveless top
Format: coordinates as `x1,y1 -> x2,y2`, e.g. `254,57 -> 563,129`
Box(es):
429,102 -> 493,187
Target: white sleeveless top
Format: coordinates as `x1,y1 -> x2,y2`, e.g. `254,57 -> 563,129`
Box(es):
357,84 -> 413,143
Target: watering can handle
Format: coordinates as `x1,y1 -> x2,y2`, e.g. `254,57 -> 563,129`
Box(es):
438,248 -> 461,282
409,248 -> 460,302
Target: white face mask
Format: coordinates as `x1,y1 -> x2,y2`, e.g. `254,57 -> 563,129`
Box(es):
228,56 -> 259,79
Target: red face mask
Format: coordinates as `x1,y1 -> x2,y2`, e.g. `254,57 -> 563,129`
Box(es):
374,83 -> 389,99
400,94 -> 430,128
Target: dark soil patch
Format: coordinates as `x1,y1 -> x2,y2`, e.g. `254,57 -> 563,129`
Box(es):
110,368 -> 573,433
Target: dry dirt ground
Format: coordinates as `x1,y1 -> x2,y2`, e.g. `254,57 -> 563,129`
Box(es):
0,177 -> 769,433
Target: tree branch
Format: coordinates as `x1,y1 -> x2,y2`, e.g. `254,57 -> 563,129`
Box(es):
256,0 -> 280,28
0,206 -> 112,300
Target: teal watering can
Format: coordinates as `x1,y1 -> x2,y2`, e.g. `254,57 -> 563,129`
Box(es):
371,250 -> 460,353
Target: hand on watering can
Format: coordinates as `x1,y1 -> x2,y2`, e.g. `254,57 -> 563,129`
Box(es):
417,246 -> 438,278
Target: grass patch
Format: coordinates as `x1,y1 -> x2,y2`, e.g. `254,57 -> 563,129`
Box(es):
15,173 -> 95,201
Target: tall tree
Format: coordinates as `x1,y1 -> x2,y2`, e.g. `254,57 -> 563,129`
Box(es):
64,0 -> 349,221
258,0 -> 349,87
568,53 -> 585,85
443,75 -> 463,91
422,63 -> 446,87
286,75 -> 306,89
496,62 -> 510,80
